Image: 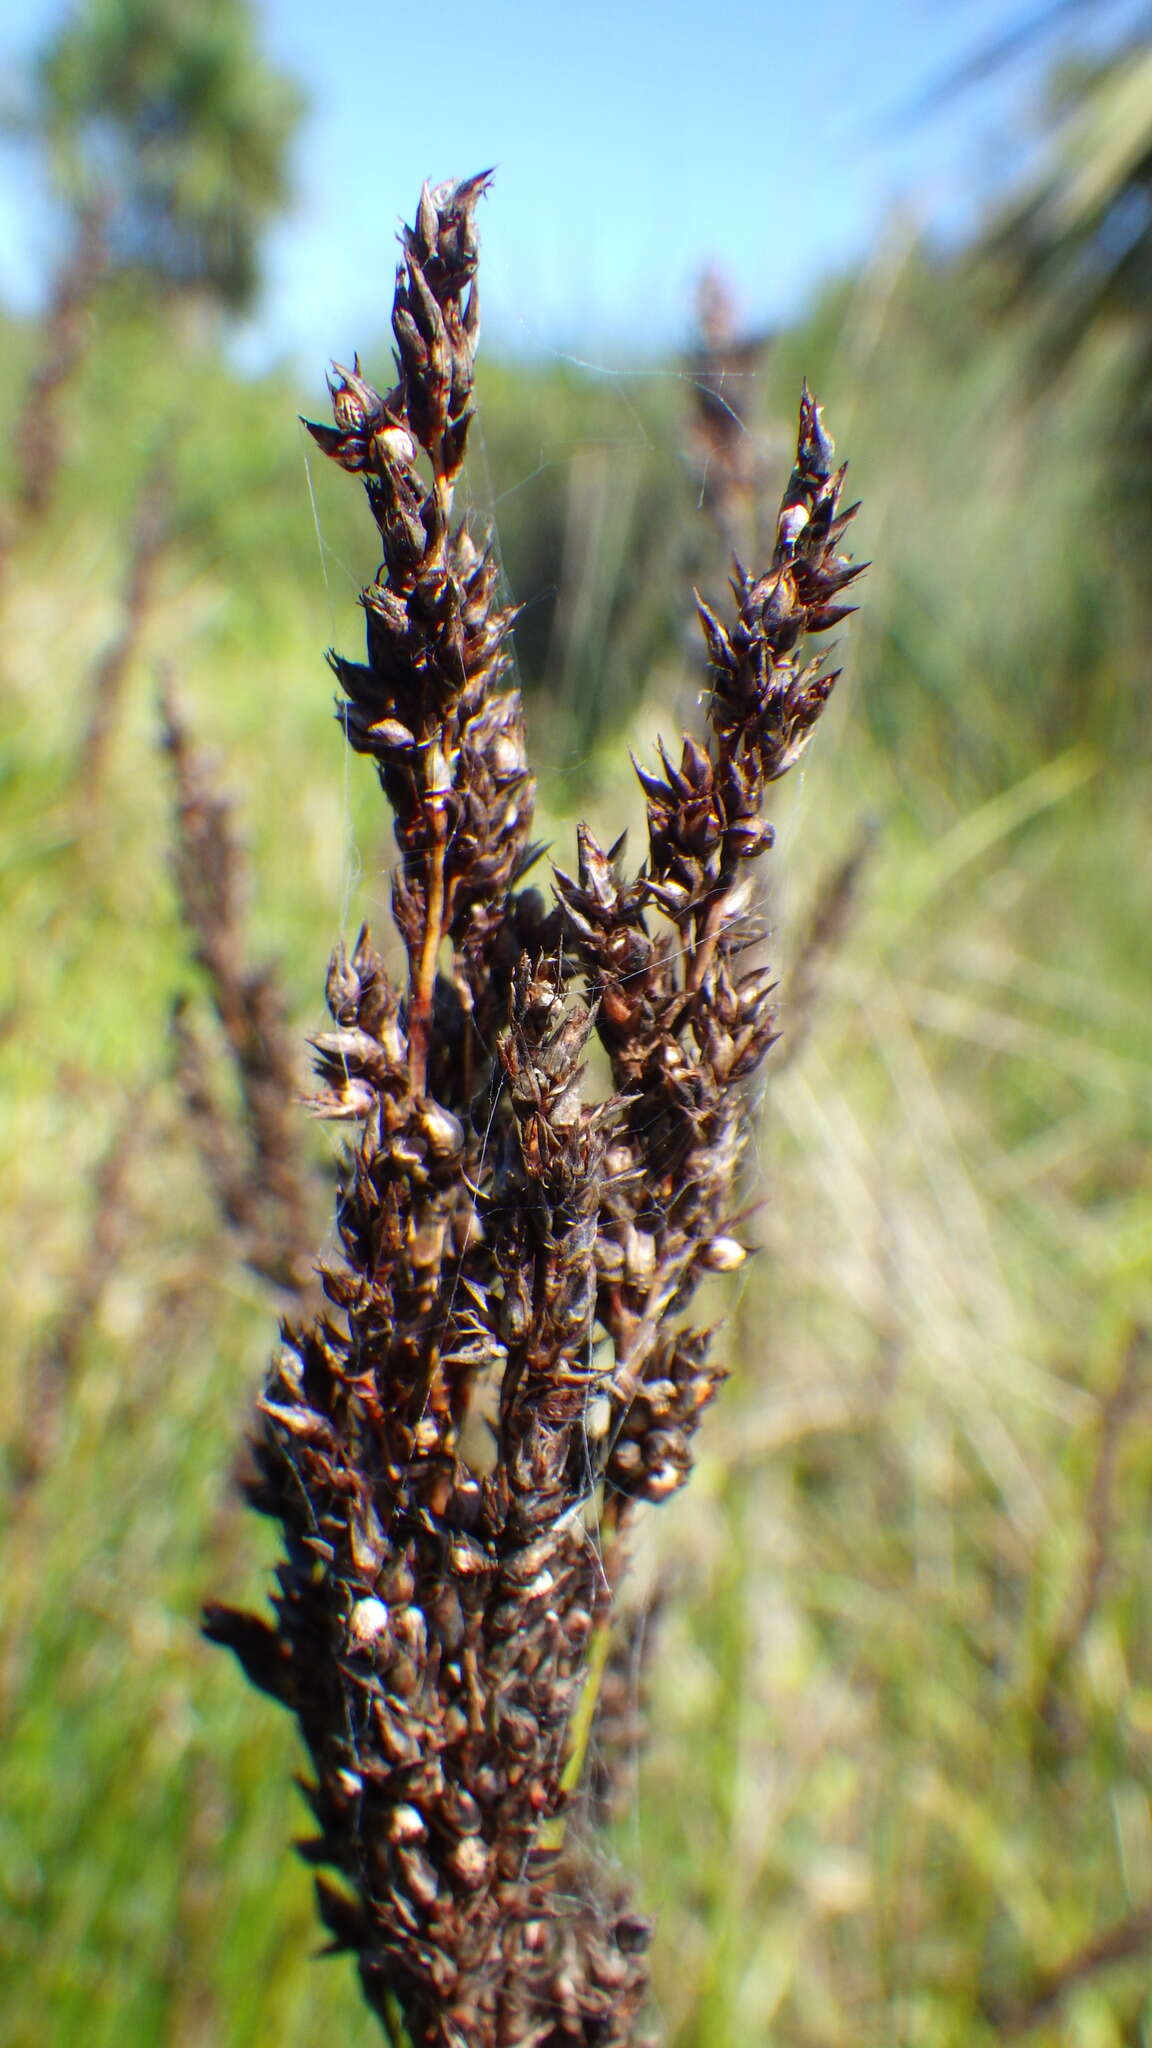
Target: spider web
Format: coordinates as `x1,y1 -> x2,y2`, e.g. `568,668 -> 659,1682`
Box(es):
295,329 -> 812,2037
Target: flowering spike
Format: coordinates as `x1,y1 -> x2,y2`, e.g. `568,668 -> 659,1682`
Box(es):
208,180 -> 865,2048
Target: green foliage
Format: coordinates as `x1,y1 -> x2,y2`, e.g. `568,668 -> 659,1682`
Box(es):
26,0 -> 305,309
637,760 -> 1152,2042
986,36 -> 1152,372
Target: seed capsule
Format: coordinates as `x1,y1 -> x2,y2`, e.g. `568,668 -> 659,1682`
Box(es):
416,1101 -> 464,1157
777,501 -> 810,551
369,423 -> 417,469
373,1699 -> 420,1766
446,1835 -> 491,1890
395,1843 -> 439,1909
347,1597 -> 390,1649
701,1235 -> 746,1272
440,1786 -> 482,1834
643,1462 -> 684,1501
328,357 -> 380,432
325,943 -> 361,1022
388,1803 -> 427,1844
366,717 -> 416,751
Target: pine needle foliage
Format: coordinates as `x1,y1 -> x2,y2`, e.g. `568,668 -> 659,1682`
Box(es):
205,173 -> 863,2045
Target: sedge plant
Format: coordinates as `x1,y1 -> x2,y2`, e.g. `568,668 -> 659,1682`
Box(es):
205,172 -> 864,2045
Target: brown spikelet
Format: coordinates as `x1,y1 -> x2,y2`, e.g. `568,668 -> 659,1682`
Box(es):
7,201 -> 107,537
163,686 -> 318,1300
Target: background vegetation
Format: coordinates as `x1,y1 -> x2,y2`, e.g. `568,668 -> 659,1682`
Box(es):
1,4 -> 1151,2043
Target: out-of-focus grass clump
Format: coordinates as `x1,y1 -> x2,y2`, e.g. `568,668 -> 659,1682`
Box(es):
0,207 -> 1149,2048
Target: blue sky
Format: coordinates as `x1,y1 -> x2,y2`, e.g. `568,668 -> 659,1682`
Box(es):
0,0 -> 1140,371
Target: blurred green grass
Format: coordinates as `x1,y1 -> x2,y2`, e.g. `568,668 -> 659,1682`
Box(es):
0,245 -> 1150,2047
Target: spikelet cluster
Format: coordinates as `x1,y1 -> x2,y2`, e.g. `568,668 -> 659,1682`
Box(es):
206,174 -> 863,2045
